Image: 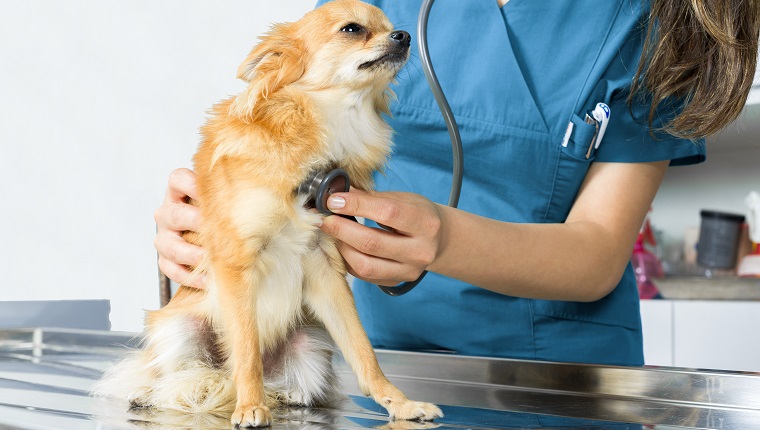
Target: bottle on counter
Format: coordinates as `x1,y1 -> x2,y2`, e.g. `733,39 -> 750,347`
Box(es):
738,242 -> 760,278
631,212 -> 664,299
738,191 -> 760,278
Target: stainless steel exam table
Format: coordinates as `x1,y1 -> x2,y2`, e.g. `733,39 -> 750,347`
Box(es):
1,328 -> 759,429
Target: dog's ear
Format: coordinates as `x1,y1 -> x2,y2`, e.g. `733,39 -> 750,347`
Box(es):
230,23 -> 305,120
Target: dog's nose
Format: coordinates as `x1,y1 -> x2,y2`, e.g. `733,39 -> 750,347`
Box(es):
390,31 -> 411,48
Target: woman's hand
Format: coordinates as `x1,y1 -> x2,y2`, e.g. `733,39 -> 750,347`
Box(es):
319,189 -> 449,287
153,168 -> 206,288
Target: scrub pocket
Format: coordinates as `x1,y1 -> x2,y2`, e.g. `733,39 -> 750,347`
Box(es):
545,113 -> 598,223
530,268 -> 644,364
563,113 -> 600,161
531,305 -> 645,366
531,272 -> 643,331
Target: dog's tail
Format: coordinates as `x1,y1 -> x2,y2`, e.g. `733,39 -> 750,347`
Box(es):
92,343 -> 237,414
91,311 -> 238,414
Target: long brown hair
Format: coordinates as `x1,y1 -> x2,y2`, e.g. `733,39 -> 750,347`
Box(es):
630,0 -> 760,139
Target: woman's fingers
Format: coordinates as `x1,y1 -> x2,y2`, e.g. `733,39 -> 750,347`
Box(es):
154,231 -> 206,288
326,191 -> 427,236
157,257 -> 205,289
336,240 -> 422,287
156,169 -> 202,232
166,168 -> 199,202
154,233 -> 205,268
322,214 -> 435,267
154,200 -> 202,233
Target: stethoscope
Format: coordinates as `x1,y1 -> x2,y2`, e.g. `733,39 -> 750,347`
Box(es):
300,0 -> 464,296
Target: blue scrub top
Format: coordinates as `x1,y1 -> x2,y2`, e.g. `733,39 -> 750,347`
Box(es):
315,0 -> 705,366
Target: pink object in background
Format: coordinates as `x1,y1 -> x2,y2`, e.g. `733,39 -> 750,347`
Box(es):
738,191 -> 760,278
632,213 -> 664,299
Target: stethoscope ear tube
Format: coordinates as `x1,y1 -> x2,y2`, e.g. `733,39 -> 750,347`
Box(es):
376,0 -> 463,297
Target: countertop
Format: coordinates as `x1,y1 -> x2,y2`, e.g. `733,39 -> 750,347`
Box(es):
2,327 -> 760,429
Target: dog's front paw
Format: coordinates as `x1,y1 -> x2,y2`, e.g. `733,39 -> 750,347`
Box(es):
231,404 -> 272,428
387,399 -> 443,422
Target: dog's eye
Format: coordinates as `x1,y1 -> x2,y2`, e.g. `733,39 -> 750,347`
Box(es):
340,23 -> 364,33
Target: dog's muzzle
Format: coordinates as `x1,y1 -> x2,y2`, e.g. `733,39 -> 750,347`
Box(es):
359,30 -> 411,70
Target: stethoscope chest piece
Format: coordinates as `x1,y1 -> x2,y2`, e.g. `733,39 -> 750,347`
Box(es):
298,168 -> 350,215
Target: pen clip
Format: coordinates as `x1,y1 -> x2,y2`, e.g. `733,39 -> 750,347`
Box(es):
583,103 -> 611,159
591,103 -> 610,149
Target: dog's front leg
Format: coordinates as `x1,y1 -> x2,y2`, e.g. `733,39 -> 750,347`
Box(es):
215,264 -> 272,428
302,244 -> 443,422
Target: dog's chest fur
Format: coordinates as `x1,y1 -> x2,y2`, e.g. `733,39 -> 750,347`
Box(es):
311,88 -> 392,168
199,87 -> 392,351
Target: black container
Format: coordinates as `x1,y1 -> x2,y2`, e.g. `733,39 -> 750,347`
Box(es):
697,210 -> 746,269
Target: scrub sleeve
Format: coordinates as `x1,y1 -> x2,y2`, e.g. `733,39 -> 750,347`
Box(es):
315,0 -> 705,366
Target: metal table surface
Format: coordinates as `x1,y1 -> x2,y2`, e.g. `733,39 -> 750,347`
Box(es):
1,328 -> 760,429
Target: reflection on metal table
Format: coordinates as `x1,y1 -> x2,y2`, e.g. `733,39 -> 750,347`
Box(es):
1,328 -> 760,429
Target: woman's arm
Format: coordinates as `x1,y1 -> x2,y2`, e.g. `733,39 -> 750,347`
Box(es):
320,160 -> 669,301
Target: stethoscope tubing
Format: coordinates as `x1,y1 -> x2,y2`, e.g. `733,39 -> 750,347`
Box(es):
376,0 -> 463,296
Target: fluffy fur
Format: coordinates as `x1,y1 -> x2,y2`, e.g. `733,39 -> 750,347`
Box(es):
94,1 -> 443,427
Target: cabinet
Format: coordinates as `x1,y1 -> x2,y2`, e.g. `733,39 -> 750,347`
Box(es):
640,300 -> 673,366
640,300 -> 760,371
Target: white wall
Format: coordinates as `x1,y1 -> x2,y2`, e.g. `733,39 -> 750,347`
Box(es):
1,1 -> 315,332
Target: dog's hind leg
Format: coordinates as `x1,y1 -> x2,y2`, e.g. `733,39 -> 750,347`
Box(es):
301,243 -> 443,422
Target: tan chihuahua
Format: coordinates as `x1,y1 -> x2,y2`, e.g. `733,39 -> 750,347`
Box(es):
94,0 -> 443,427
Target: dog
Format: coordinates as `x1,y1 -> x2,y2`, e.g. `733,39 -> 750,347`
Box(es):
94,0 -> 443,427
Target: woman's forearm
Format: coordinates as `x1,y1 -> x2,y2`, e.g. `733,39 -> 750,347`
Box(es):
428,160 -> 669,301
428,206 -> 634,301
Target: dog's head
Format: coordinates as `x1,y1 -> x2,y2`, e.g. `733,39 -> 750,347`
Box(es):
230,0 -> 410,119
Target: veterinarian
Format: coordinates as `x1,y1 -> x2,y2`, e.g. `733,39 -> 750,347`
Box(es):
154,0 -> 759,366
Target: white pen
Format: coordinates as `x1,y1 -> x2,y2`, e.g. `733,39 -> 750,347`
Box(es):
591,102 -> 610,149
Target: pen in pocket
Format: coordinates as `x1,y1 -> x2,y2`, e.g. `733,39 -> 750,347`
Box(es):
584,103 -> 610,159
